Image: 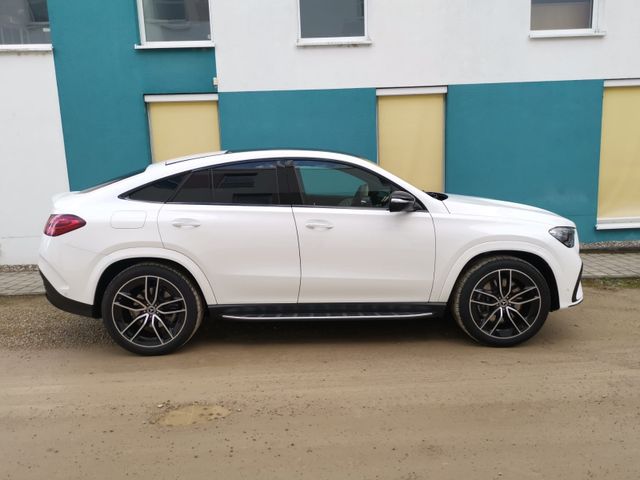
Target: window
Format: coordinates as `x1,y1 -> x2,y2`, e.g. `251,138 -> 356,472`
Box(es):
530,0 -> 600,33
212,162 -> 280,205
126,173 -> 188,202
145,94 -> 221,162
294,160 -> 395,209
136,0 -> 213,47
298,0 -> 367,43
596,82 -> 640,229
171,169 -> 212,203
0,0 -> 51,46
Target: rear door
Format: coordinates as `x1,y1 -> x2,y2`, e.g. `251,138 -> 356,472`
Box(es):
158,160 -> 300,305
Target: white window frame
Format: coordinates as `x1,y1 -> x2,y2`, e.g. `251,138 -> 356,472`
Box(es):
135,0 -> 215,49
296,0 -> 371,47
376,86 -> 448,97
144,93 -> 218,103
529,0 -> 606,39
0,43 -> 52,52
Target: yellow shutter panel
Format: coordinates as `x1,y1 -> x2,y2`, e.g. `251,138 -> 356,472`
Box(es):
598,86 -> 640,219
147,100 -> 221,163
378,94 -> 445,192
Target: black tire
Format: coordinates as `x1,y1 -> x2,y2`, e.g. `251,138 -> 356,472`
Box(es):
101,263 -> 204,355
451,256 -> 551,347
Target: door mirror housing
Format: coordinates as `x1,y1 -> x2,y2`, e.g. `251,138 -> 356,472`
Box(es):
389,191 -> 417,212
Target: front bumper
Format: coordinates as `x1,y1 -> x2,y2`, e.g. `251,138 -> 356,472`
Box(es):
571,263 -> 583,304
40,271 -> 97,318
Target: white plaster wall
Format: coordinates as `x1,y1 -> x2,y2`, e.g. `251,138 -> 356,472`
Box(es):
212,0 -> 640,92
0,52 -> 69,265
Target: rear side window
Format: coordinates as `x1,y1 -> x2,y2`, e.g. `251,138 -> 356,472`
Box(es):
212,161 -> 280,205
171,169 -> 212,203
167,161 -> 281,205
126,173 -> 187,202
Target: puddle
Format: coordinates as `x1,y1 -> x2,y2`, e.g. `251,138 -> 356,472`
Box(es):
154,403 -> 231,427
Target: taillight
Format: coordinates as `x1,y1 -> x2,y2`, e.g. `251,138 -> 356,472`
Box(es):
44,214 -> 86,237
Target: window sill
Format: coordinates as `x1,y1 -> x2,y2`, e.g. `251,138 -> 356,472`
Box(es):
134,41 -> 215,50
0,44 -> 52,52
529,29 -> 606,39
296,37 -> 372,47
596,217 -> 640,230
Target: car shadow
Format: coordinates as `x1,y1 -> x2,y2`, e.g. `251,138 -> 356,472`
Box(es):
189,314 -> 466,348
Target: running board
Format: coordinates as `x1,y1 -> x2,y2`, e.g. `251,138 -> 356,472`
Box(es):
209,302 -> 447,321
222,312 -> 434,321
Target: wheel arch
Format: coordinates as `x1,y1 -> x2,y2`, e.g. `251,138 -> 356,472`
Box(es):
437,247 -> 560,312
90,251 -> 217,317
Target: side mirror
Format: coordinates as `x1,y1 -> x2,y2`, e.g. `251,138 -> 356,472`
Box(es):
389,191 -> 417,212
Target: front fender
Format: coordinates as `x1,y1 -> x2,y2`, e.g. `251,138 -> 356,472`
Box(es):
432,240 -> 562,304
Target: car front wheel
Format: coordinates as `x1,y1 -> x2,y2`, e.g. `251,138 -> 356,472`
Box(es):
451,256 -> 551,347
102,263 -> 204,355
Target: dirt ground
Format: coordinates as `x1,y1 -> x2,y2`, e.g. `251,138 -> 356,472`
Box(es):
1,285 -> 639,480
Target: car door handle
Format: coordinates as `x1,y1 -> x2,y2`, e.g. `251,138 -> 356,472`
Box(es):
171,219 -> 201,229
305,220 -> 334,230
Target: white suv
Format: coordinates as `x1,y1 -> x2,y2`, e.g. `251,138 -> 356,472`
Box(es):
39,150 -> 583,355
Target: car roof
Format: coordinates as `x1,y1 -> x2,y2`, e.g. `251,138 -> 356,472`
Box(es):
145,149 -> 374,177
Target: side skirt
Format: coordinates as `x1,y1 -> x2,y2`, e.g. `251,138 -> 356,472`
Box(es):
207,302 -> 447,321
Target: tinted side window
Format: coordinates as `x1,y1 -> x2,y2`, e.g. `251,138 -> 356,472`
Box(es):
126,173 -> 187,202
212,162 -> 280,205
171,169 -> 213,203
294,160 -> 395,208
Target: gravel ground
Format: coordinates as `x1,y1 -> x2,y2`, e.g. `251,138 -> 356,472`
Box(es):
1,286 -> 640,479
0,264 -> 38,273
581,240 -> 640,252
0,295 -> 110,349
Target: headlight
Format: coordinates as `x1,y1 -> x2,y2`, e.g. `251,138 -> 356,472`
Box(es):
549,226 -> 576,248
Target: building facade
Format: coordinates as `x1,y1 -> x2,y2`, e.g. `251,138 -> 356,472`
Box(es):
1,0 -> 640,264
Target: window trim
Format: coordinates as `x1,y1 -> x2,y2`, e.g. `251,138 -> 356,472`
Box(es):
144,94 -> 218,103
604,79 -> 640,88
135,0 -> 215,49
296,0 -> 371,47
289,159 -> 426,211
529,0 -> 606,38
596,217 -> 640,230
376,86 -> 448,97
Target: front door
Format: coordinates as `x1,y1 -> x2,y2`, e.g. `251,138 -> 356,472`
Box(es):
290,160 -> 436,304
158,160 -> 300,305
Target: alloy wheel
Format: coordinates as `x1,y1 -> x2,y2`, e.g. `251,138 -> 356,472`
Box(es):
111,275 -> 188,348
468,268 -> 542,339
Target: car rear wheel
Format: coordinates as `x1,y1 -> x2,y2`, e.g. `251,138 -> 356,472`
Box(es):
451,256 -> 551,347
102,263 -> 204,355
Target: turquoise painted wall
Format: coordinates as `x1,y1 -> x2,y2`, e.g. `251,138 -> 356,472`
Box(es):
445,80 -> 638,243
48,0 -> 216,190
218,89 -> 378,162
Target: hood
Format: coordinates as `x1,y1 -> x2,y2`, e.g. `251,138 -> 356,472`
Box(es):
442,194 -> 570,226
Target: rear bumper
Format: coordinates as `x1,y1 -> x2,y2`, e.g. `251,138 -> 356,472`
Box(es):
40,272 -> 97,318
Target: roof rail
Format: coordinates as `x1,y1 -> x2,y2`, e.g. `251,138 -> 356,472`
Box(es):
165,150 -> 227,165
